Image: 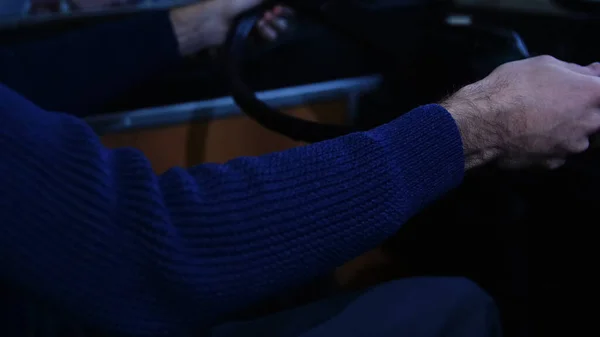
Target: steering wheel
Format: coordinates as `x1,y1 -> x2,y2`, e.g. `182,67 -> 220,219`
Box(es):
223,0 -> 373,143
224,0 -> 440,143
224,0 -> 447,143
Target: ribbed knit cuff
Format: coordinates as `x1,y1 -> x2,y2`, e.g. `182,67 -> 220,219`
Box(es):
373,104 -> 465,211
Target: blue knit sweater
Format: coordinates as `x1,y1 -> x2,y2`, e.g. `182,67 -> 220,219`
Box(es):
0,81 -> 464,336
0,10 -> 466,337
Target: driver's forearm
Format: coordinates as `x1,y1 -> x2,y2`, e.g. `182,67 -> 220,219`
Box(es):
0,81 -> 465,333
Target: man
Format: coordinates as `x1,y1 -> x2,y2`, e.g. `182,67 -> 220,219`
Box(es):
0,53 -> 596,336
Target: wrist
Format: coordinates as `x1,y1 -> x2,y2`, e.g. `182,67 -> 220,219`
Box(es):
169,1 -> 230,56
441,85 -> 503,170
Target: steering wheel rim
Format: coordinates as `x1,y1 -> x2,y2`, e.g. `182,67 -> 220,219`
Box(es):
223,3 -> 363,143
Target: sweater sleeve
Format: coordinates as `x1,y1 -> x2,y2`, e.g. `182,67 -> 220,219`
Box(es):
0,11 -> 180,117
0,83 -> 464,336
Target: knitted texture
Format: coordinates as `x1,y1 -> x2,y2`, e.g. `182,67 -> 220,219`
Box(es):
0,83 -> 464,336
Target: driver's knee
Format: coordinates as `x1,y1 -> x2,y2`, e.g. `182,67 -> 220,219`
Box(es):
391,276 -> 496,308
307,277 -> 501,337
375,277 -> 501,337
364,276 -> 495,307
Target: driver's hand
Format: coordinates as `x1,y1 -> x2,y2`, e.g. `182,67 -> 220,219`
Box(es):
443,55 -> 600,170
256,5 -> 294,42
171,0 -> 293,56
211,0 -> 294,42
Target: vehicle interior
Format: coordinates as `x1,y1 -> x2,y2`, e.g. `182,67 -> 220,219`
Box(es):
3,0 -> 599,336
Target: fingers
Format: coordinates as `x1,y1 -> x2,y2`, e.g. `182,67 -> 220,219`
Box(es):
256,5 -> 293,42
256,18 -> 278,41
561,61 -> 600,77
272,4 -> 294,16
498,157 -> 566,170
583,112 -> 600,134
535,55 -> 600,77
500,138 -> 590,170
544,158 -> 566,170
562,138 -> 590,154
560,61 -> 597,77
267,11 -> 288,31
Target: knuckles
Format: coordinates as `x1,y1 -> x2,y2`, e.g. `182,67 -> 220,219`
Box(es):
532,55 -> 558,64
